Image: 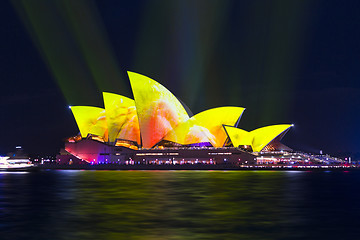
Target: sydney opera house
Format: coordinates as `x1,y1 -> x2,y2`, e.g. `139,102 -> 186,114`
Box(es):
58,72 -> 293,166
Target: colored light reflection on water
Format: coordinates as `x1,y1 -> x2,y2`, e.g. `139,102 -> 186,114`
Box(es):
1,170 -> 360,239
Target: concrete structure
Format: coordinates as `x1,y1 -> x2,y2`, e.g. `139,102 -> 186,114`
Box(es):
58,71 -> 293,165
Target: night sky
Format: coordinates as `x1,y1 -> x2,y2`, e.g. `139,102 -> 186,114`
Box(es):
1,0 -> 360,157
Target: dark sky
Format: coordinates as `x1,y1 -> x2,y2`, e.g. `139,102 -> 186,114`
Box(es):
1,0 -> 360,156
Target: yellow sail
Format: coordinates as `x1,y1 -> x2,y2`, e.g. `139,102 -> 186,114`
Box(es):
103,92 -> 140,144
70,106 -> 107,140
224,124 -> 292,152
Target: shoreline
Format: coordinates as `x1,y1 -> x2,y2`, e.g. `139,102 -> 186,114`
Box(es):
35,164 -> 358,171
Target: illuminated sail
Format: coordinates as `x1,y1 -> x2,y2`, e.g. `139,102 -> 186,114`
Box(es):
163,118 -> 214,145
103,92 -> 140,144
250,124 -> 292,152
164,107 -> 245,147
70,106 -> 107,140
224,124 -> 292,152
223,126 -> 252,147
128,71 -> 189,148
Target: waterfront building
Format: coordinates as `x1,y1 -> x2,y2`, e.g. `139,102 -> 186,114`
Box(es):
58,72 -> 293,165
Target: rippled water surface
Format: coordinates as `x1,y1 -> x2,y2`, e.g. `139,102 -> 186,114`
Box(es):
1,170 -> 360,240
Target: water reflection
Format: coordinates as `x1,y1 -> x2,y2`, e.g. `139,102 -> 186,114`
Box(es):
1,170 -> 360,239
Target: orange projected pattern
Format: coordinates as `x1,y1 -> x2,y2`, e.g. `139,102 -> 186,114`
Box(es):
164,107 -> 245,147
70,106 -> 108,141
103,92 -> 140,145
128,72 -> 190,148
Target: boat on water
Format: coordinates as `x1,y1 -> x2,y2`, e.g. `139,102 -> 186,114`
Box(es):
0,156 -> 35,170
0,146 -> 37,171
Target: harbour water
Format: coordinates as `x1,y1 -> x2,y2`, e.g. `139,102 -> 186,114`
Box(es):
1,170 -> 360,239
